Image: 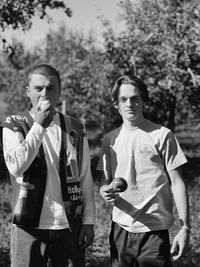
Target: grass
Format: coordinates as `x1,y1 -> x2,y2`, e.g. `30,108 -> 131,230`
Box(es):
1,178 -> 200,267
1,175 -> 200,266
0,182 -> 12,267
1,125 -> 200,266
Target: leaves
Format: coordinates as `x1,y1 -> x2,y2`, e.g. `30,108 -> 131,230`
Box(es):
0,0 -> 71,31
1,0 -> 200,134
102,0 -> 200,130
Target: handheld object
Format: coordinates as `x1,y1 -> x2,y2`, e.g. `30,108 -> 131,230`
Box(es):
37,99 -> 49,112
111,177 -> 128,192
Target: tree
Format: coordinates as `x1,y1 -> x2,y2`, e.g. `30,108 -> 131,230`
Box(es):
102,0 -> 200,131
1,26 -> 113,139
0,0 -> 72,53
43,26 -> 112,137
0,38 -> 46,115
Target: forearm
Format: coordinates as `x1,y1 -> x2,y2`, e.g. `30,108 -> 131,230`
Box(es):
81,177 -> 95,225
170,170 -> 190,260
170,170 -> 190,228
3,123 -> 45,177
80,138 -> 95,225
81,173 -> 95,225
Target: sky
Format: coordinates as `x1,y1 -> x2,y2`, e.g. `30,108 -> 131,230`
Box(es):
2,0 -> 123,50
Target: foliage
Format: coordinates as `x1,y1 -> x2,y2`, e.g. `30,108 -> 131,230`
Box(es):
0,41 -> 45,114
0,0 -> 72,54
1,0 -> 200,134
102,0 -> 200,130
39,26 -> 116,134
0,0 -> 71,32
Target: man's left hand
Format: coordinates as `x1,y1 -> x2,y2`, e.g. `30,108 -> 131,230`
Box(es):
170,227 -> 190,261
78,224 -> 94,249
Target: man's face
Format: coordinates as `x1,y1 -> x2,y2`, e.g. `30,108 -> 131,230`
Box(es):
117,83 -> 144,123
26,73 -> 60,111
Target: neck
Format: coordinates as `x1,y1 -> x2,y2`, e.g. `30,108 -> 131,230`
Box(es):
123,117 -> 146,130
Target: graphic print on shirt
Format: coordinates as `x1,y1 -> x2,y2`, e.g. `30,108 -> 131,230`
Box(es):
134,143 -> 166,202
137,144 -> 163,167
66,132 -> 82,206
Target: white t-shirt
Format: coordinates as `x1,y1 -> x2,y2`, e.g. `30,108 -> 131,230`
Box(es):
98,120 -> 187,233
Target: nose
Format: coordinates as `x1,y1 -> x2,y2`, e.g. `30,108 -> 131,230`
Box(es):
41,87 -> 48,98
126,98 -> 132,107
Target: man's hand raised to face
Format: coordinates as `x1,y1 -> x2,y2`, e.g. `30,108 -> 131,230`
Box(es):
34,100 -> 56,128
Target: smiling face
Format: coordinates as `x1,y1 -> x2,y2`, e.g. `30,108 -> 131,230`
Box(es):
26,73 -> 60,112
117,83 -> 144,125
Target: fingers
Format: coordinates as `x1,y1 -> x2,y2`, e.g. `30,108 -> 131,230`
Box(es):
102,192 -> 119,203
106,192 -> 120,202
170,235 -> 185,261
172,251 -> 182,261
37,99 -> 51,112
34,105 -> 56,128
171,245 -> 183,261
78,226 -> 94,249
100,185 -> 121,203
79,235 -> 93,249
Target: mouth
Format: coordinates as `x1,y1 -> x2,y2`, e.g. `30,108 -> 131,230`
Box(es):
40,98 -> 49,102
37,99 -> 50,111
125,109 -> 136,113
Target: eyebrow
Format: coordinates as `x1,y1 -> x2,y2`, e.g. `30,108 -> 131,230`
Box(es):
119,96 -> 140,99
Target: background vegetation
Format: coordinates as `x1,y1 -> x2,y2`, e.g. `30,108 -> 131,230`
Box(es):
1,0 -> 200,266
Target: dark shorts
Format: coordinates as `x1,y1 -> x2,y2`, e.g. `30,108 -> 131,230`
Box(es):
10,224 -> 85,267
110,222 -> 172,267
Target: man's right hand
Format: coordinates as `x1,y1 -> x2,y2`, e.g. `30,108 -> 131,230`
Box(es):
34,101 -> 56,128
99,184 -> 120,203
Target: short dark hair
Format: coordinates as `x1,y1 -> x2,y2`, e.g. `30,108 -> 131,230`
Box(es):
111,74 -> 149,105
28,64 -> 61,89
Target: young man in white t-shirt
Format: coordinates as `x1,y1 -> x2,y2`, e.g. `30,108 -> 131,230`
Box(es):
98,74 -> 190,267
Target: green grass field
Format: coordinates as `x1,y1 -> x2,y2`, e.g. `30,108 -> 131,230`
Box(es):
0,126 -> 200,266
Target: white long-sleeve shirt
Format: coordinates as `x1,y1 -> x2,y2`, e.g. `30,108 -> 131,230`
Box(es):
3,112 -> 95,229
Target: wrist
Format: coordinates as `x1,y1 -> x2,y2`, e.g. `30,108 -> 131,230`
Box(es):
99,184 -> 108,192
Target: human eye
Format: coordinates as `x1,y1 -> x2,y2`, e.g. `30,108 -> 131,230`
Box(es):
34,86 -> 43,92
47,85 -> 56,91
119,97 -> 127,103
131,96 -> 140,102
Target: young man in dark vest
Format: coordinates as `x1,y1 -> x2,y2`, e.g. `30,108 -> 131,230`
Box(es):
2,64 -> 95,267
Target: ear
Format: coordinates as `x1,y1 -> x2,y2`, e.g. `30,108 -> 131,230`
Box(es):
114,104 -> 122,116
26,86 -> 30,98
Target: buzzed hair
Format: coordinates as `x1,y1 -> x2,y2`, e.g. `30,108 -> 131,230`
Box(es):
28,64 -> 61,89
111,74 -> 149,106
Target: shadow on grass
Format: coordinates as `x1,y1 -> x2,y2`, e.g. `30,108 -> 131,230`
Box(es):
182,156 -> 200,183
173,247 -> 200,267
87,258 -> 110,267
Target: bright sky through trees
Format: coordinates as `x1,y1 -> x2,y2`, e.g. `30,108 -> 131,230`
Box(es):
2,0 -> 122,49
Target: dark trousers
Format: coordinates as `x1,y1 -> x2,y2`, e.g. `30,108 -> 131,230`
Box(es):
110,222 -> 172,267
10,225 -> 85,267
